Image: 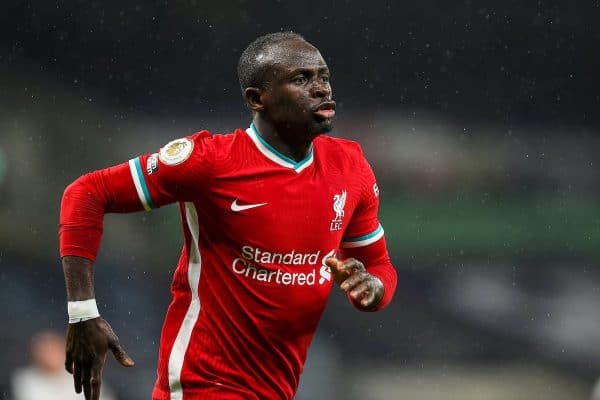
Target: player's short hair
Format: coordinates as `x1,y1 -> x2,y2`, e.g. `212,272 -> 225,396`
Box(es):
237,31 -> 306,91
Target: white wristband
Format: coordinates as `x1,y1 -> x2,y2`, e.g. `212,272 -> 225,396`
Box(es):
68,299 -> 100,324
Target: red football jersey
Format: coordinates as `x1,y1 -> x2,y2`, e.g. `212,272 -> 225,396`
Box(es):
60,124 -> 394,400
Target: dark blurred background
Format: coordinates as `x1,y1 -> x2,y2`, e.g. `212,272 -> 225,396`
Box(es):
1,1 -> 599,399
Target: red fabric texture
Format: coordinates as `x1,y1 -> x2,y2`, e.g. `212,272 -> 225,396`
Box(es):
59,162 -> 142,261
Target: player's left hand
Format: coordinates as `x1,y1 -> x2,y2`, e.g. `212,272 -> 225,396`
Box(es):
325,257 -> 384,310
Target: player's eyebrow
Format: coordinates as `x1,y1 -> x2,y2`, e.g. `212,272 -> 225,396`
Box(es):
288,66 -> 330,76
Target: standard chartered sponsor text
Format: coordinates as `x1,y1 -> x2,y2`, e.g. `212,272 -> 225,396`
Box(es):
241,245 -> 320,265
232,245 -> 330,286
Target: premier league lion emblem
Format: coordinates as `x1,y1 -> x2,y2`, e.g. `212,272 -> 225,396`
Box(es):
159,138 -> 194,165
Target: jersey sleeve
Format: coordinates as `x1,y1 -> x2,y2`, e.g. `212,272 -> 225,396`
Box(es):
59,131 -> 215,261
340,146 -> 397,310
341,151 -> 384,249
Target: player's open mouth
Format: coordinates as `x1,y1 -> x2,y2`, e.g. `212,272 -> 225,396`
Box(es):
313,101 -> 336,119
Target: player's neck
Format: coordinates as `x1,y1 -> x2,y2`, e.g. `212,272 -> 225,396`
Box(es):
252,119 -> 313,162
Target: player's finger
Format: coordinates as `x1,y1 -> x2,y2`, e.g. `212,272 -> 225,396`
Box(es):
325,257 -> 351,284
90,358 -> 104,400
340,272 -> 368,292
325,257 -> 342,273
73,361 -> 83,393
83,364 -> 92,400
65,351 -> 74,374
360,288 -> 377,308
341,258 -> 365,273
109,339 -> 135,367
349,281 -> 371,302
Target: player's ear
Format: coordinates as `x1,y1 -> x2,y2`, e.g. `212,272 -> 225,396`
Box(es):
244,87 -> 265,112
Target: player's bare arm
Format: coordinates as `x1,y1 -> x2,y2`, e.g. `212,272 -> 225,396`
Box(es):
63,256 -> 134,400
325,257 -> 384,310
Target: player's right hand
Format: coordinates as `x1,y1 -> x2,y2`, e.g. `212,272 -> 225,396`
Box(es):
325,257 -> 384,310
65,317 -> 134,400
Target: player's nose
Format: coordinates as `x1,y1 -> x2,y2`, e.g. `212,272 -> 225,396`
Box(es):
311,80 -> 331,98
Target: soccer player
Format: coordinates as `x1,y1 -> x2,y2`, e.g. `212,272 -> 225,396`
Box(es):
59,32 -> 397,400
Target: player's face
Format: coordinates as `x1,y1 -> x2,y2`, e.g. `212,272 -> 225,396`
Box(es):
261,40 -> 335,139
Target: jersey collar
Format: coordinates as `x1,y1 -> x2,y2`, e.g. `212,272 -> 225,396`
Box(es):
245,123 -> 314,173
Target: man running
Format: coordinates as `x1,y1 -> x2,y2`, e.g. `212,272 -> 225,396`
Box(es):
60,32 -> 397,400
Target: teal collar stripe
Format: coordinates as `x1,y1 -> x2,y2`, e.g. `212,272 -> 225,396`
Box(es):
249,123 -> 314,172
133,158 -> 155,209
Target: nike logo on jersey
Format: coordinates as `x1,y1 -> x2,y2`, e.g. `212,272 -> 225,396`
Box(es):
230,199 -> 268,212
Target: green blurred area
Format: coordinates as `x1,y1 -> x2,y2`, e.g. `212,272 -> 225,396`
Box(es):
381,194 -> 600,266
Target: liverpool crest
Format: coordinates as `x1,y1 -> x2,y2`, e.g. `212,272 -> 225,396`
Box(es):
330,190 -> 347,231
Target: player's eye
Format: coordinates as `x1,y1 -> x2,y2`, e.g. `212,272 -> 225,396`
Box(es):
293,75 -> 308,85
321,75 -> 330,83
